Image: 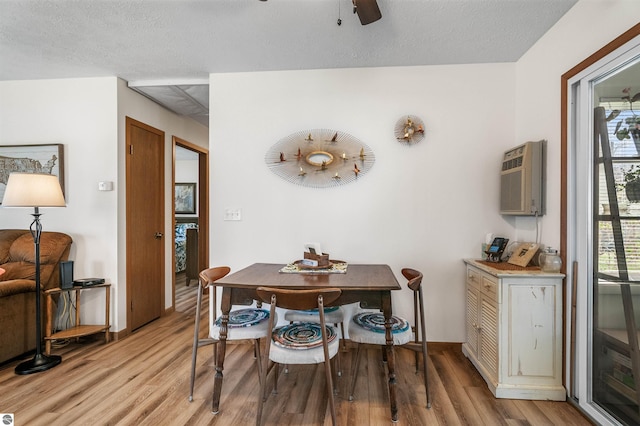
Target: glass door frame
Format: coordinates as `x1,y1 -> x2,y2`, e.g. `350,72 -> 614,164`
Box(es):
563,27 -> 640,425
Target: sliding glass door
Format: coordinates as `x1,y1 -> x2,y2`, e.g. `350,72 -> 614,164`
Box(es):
569,43 -> 640,425
592,58 -> 640,425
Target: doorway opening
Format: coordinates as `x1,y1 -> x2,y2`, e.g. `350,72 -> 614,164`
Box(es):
173,137 -> 209,314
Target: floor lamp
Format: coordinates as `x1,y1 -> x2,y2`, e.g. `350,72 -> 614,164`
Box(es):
2,172 -> 66,375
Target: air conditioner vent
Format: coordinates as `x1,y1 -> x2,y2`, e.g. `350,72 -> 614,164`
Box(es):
500,140 -> 546,216
502,156 -> 523,171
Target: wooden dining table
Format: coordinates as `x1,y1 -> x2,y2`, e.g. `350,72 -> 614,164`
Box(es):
211,262 -> 402,421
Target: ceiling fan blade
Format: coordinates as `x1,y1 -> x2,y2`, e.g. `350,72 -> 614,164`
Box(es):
354,0 -> 382,25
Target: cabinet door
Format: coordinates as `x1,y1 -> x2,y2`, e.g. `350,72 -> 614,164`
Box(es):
507,282 -> 558,378
479,295 -> 499,379
466,285 -> 480,356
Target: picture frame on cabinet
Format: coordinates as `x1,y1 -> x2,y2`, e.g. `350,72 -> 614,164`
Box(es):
507,242 -> 540,267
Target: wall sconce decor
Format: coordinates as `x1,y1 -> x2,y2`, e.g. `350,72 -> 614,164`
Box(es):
265,129 -> 375,188
394,115 -> 425,144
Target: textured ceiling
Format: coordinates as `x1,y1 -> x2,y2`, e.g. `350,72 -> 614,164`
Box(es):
0,0 -> 579,125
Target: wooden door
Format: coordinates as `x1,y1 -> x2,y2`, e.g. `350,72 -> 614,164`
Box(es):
126,117 -> 165,332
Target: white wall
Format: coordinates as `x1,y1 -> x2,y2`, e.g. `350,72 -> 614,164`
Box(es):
0,77 -> 120,326
208,1 -> 640,343
514,0 -> 640,251
0,77 -> 208,332
210,64 -> 516,342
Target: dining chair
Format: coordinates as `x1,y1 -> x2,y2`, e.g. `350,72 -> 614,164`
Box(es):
255,287 -> 342,426
189,266 -> 274,403
284,306 -> 347,352
348,268 -> 431,408
284,306 -> 346,376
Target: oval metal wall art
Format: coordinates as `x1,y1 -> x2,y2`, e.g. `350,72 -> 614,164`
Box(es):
265,129 -> 375,188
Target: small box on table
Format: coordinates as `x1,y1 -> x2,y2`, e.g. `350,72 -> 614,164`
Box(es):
304,251 -> 330,267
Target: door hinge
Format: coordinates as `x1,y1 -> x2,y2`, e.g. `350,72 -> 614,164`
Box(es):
129,145 -> 134,155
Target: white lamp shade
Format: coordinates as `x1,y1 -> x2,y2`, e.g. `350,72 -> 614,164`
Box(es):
2,173 -> 66,207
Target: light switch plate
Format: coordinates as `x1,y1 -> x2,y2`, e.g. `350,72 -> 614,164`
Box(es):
224,208 -> 242,221
98,181 -> 114,191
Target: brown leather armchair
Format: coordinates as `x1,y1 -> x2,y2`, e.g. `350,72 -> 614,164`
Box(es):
0,229 -> 72,364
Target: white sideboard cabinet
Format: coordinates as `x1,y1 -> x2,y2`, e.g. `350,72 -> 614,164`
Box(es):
462,259 -> 566,400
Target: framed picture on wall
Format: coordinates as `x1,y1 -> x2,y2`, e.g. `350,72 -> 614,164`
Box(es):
175,182 -> 196,214
0,144 -> 65,204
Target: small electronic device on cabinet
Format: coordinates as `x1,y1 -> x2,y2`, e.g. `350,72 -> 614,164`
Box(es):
73,278 -> 106,287
484,237 -> 509,262
60,260 -> 74,289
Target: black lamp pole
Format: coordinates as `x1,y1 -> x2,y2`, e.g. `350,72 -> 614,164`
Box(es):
14,207 -> 62,375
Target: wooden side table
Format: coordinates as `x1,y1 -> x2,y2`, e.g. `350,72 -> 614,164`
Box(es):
44,283 -> 111,355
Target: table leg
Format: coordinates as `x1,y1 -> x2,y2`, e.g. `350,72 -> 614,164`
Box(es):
211,287 -> 231,414
383,291 -> 399,422
104,285 -> 111,344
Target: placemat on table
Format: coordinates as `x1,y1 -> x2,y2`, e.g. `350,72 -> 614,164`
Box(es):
279,261 -> 348,274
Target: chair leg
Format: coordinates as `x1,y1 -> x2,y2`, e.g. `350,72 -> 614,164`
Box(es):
349,343 -> 363,401
254,339 -> 263,388
413,326 -> 422,374
324,357 -> 337,425
422,340 -> 431,408
188,285 -> 204,402
335,343 -> 342,377
273,363 -> 279,395
339,322 -> 347,352
256,339 -> 272,425
256,359 -> 267,426
330,356 -> 339,395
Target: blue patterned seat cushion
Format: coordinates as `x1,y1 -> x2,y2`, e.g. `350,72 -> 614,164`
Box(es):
214,308 -> 270,328
272,322 -> 336,350
352,312 -> 410,334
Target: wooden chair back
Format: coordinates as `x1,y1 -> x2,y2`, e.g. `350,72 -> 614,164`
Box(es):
198,266 -> 231,290
402,267 -> 423,292
198,266 -> 231,312
402,268 -> 426,342
255,287 -> 342,311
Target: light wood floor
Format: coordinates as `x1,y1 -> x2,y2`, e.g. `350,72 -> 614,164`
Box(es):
0,276 -> 593,425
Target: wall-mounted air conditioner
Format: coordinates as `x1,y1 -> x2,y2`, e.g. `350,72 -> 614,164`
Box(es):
500,140 -> 546,216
